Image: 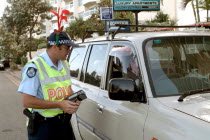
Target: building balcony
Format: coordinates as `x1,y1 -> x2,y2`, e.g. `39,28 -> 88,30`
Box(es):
69,18 -> 75,22
50,1 -> 58,8
39,33 -> 46,37
83,8 -> 97,20
83,0 -> 97,7
64,24 -> 69,28
64,4 -> 74,13
50,23 -> 58,31
64,0 -> 73,3
51,16 -> 57,22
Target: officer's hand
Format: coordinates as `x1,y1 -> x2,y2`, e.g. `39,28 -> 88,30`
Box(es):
75,100 -> 81,106
58,100 -> 80,114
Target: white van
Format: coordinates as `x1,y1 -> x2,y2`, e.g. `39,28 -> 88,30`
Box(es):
68,30 -> 210,140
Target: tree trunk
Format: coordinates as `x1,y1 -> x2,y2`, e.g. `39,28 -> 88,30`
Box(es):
196,0 -> 200,22
207,0 -> 209,22
29,34 -> 32,60
192,0 -> 198,22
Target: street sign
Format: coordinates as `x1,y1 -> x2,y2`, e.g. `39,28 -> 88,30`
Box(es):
100,7 -> 113,20
105,19 -> 130,31
113,0 -> 160,11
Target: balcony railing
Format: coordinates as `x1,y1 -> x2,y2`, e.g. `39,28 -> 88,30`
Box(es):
51,16 -> 57,21
83,9 -> 97,20
50,1 -> 56,5
79,12 -> 84,18
82,0 -> 97,6
64,0 -> 73,3
50,0 -> 58,7
64,4 -> 74,12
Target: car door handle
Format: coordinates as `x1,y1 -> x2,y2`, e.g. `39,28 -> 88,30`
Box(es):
97,104 -> 104,114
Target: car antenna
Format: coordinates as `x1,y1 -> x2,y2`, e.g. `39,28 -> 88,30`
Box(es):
111,25 -> 123,40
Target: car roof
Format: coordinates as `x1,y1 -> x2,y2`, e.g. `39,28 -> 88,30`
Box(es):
77,31 -> 210,44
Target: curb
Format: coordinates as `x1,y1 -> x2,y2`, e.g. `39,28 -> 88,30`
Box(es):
6,69 -> 22,81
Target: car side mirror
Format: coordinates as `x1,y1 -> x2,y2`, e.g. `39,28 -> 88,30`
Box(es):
109,78 -> 146,102
108,78 -> 136,101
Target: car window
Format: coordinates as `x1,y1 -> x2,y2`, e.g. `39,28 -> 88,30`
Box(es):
106,42 -> 142,90
69,46 -> 86,78
84,44 -> 108,87
145,36 -> 210,97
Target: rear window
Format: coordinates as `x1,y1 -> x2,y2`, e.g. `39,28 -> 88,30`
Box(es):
83,44 -> 108,87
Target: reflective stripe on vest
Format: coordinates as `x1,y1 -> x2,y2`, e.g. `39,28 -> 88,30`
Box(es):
28,57 -> 71,117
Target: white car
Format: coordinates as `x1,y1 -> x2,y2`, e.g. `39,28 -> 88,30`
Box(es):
68,30 -> 210,140
0,61 -> 5,70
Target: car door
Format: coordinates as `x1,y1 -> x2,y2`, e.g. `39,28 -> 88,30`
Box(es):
68,45 -> 100,139
70,43 -> 109,140
94,41 -> 149,140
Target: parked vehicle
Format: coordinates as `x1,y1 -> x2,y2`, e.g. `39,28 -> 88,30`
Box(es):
0,61 -> 5,70
68,28 -> 210,140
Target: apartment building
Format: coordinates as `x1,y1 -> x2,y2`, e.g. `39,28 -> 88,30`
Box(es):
45,0 -> 98,36
44,0 -> 208,37
46,0 -> 177,36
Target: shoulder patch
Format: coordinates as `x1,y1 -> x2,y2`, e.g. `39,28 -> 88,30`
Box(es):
26,67 -> 37,78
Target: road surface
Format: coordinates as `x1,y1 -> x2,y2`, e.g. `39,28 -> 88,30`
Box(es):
0,71 -> 27,140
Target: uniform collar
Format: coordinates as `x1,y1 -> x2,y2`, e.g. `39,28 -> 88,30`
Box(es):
39,51 -> 63,71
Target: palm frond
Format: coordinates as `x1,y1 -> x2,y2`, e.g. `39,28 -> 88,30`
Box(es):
182,0 -> 192,9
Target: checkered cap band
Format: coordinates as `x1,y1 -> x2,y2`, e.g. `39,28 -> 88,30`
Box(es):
47,40 -> 72,45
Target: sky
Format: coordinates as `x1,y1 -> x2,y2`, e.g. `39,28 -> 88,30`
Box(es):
0,0 -> 7,17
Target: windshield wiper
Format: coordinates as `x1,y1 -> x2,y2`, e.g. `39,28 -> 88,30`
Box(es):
178,88 -> 210,102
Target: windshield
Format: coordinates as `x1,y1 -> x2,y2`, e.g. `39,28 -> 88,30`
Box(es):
145,36 -> 210,97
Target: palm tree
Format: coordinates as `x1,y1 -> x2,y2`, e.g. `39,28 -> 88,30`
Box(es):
197,0 -> 210,22
182,0 -> 198,22
182,0 -> 210,23
182,0 -> 192,8
196,0 -> 200,22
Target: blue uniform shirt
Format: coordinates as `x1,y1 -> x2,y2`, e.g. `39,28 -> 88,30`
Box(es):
18,51 -> 65,99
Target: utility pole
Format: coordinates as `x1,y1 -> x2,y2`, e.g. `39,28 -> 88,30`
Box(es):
132,11 -> 140,32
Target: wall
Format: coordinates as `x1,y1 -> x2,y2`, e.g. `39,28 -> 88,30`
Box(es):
138,0 -> 177,22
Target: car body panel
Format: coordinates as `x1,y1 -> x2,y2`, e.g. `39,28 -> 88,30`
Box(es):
95,90 -> 149,140
144,98 -> 210,140
157,93 -> 210,122
71,78 -> 101,140
69,31 -> 210,140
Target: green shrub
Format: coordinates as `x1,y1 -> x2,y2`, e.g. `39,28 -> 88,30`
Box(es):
21,56 -> 28,66
38,43 -> 47,49
9,62 -> 18,70
16,56 -> 22,64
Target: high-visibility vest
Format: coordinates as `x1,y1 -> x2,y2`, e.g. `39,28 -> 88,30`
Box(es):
27,57 -> 72,117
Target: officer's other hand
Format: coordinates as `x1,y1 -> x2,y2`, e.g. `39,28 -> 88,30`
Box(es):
58,100 -> 80,114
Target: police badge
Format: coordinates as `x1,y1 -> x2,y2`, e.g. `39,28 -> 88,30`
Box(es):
26,67 -> 37,78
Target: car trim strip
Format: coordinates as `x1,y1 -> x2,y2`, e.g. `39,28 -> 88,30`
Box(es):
77,116 -> 110,140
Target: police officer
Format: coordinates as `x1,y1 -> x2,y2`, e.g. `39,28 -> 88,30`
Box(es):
18,31 -> 80,140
